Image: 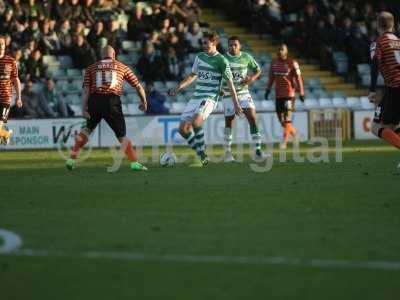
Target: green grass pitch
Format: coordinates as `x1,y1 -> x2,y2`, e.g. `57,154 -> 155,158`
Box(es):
0,141 -> 399,300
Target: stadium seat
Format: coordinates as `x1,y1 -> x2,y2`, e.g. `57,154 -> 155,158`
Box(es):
127,104 -> 144,115
333,51 -> 349,74
361,97 -> 375,110
346,97 -> 361,108
332,97 -> 347,108
255,90 -> 265,100
31,82 -> 43,93
260,100 -> 275,111
117,54 -> 133,64
166,81 -> 176,89
170,102 -> 186,113
121,104 -> 129,114
306,78 -> 322,89
153,81 -> 165,90
42,55 -> 57,65
361,74 -> 371,87
56,79 -> 69,92
122,40 -> 137,52
313,89 -> 329,99
296,100 -> 305,110
253,100 -> 263,110
125,82 -> 136,92
69,79 -> 82,91
177,94 -> 187,102
48,68 -> 66,79
58,55 -> 73,69
357,63 -> 370,75
66,68 -> 81,78
126,92 -> 140,103
65,94 -> 81,105
318,98 -> 333,108
70,105 -> 82,116
330,91 -> 346,98
304,98 -> 319,109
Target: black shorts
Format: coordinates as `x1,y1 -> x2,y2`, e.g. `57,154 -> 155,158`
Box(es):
276,97 -> 295,115
373,87 -> 400,125
0,103 -> 11,122
87,93 -> 126,138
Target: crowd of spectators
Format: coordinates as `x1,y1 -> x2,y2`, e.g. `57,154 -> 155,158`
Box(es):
220,0 -> 400,74
0,0 -> 205,118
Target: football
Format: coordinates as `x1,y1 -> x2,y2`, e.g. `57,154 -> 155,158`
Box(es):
159,152 -> 177,167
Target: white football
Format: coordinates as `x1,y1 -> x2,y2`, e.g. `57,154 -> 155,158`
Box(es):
160,152 -> 177,167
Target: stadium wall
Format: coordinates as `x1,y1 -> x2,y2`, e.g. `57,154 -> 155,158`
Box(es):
0,112 -> 309,150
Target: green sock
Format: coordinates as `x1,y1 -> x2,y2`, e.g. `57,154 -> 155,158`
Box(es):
250,126 -> 262,151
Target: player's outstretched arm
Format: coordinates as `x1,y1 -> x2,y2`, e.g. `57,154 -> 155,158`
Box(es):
168,74 -> 197,96
226,78 -> 243,115
135,83 -> 148,112
12,77 -> 22,107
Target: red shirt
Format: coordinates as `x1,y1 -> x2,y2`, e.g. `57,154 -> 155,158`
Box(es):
267,58 -> 304,99
0,55 -> 18,105
83,58 -> 139,96
370,32 -> 400,88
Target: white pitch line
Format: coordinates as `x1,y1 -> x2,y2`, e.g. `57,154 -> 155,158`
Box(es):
2,248 -> 400,271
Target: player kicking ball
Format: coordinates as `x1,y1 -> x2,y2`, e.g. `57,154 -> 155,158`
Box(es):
168,32 -> 242,166
222,36 -> 266,162
66,45 -> 148,171
369,12 -> 400,170
0,35 -> 22,145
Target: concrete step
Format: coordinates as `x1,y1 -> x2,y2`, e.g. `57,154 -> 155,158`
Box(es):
201,7 -> 362,97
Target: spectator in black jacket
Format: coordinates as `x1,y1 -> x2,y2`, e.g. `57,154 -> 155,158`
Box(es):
136,42 -> 166,83
87,21 -> 105,49
127,5 -> 150,42
70,0 -> 83,23
22,18 -> 42,43
26,49 -> 46,82
53,0 -> 72,21
82,0 -> 96,25
69,34 -> 96,69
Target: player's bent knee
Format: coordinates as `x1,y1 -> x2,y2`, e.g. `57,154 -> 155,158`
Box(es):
179,122 -> 190,136
192,115 -> 204,128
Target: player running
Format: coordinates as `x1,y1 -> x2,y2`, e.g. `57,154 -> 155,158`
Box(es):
66,45 -> 148,171
369,12 -> 400,169
0,35 -> 22,145
222,36 -> 266,162
265,44 -> 304,149
168,32 -> 242,165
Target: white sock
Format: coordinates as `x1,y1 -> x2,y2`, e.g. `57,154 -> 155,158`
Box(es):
224,127 -> 232,152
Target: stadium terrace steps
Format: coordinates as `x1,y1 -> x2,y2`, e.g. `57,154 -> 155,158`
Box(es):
201,10 -> 367,98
